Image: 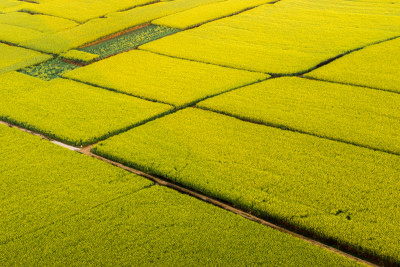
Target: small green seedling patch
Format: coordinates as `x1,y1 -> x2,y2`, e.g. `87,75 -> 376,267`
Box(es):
19,58 -> 78,80
79,24 -> 180,60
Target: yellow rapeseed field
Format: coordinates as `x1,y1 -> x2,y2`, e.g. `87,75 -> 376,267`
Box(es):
153,0 -> 271,29
306,37 -> 400,93
142,0 -> 400,74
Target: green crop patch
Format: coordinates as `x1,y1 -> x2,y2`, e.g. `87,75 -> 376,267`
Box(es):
153,0 -> 272,30
21,0 -> 226,54
1,185 -> 360,266
198,77 -> 400,155
142,0 -> 400,74
93,108 -> 400,263
0,123 -> 153,244
306,37 -> 400,93
0,71 -> 172,146
79,25 -> 180,60
0,43 -> 51,74
64,50 -> 268,107
19,58 -> 78,80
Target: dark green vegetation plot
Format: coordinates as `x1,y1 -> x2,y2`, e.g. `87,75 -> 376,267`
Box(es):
198,77 -> 400,154
0,123 -> 152,244
93,108 -> 400,264
19,58 -> 78,81
0,72 -> 172,146
0,124 -> 359,266
79,25 -> 180,60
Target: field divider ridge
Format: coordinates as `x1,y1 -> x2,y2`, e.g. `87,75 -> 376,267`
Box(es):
0,118 -> 379,266
196,105 -> 400,157
301,75 -> 400,96
299,35 -> 400,76
137,48 -> 273,75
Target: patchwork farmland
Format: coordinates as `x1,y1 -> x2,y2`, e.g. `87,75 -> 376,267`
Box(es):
0,0 -> 399,266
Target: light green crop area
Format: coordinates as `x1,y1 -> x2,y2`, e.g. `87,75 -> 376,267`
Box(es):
93,108 -> 400,263
153,0 -> 271,29
22,0 -> 226,54
0,12 -> 78,33
0,72 -> 172,145
0,43 -> 51,74
142,0 -> 400,74
198,77 -> 400,154
20,0 -> 155,23
306,37 -> 400,93
0,123 -> 153,244
65,50 -> 268,107
1,183 -> 359,266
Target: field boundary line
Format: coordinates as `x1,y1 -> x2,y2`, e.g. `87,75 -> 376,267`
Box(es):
138,48 -> 272,75
197,106 -> 400,157
0,119 -> 378,266
301,76 -> 400,96
141,35 -> 400,77
299,35 -> 400,76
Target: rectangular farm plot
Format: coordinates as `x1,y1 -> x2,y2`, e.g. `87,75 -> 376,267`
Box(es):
93,108 -> 400,263
142,0 -> 400,74
153,0 -> 271,29
0,123 -> 152,244
1,185 -> 359,266
64,50 -> 268,107
0,72 -> 172,146
198,77 -> 400,154
0,43 -> 51,74
305,37 -> 400,93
